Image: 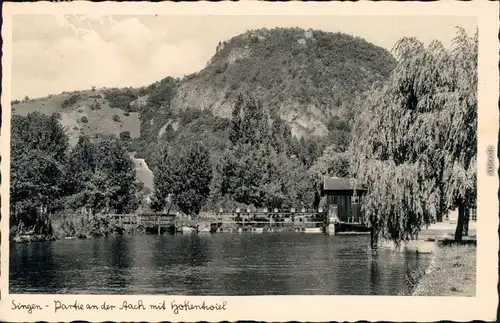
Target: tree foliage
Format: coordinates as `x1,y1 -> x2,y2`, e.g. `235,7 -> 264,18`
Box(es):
11,113 -> 142,235
174,143 -> 213,216
104,87 -> 139,112
10,113 -> 69,231
219,95 -> 314,209
150,144 -> 174,212
350,28 -> 477,244
151,142 -> 213,216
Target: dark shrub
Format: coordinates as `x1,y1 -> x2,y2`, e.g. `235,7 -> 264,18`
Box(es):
119,131 -> 131,141
104,88 -> 138,112
62,94 -> 81,109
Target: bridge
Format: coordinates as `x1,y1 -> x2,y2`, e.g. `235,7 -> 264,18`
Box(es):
108,213 -> 176,234
105,209 -> 327,233
104,207 -> 367,234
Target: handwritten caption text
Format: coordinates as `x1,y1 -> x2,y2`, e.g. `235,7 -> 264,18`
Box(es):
11,299 -> 227,315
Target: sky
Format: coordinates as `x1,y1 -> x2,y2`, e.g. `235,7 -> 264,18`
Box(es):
11,14 -> 477,99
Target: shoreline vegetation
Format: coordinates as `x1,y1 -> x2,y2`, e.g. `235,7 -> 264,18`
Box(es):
10,213 -> 370,243
412,242 -> 476,297
11,214 -> 135,243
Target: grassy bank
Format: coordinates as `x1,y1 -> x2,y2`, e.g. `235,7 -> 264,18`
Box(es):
412,243 -> 476,296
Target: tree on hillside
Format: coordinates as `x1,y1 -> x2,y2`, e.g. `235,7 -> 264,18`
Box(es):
271,117 -> 292,154
221,143 -> 273,207
292,136 -> 323,169
268,149 -> 314,208
104,88 -> 138,112
64,135 -> 98,203
221,94 -> 314,209
350,28 -> 477,246
147,76 -> 178,110
10,112 -> 69,233
96,139 -> 142,214
239,96 -> 269,146
229,94 -> 244,145
152,142 -> 213,216
173,142 -> 213,216
64,137 -> 142,215
150,144 -> 174,212
325,115 -> 352,152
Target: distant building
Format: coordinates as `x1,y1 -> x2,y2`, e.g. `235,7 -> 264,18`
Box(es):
321,176 -> 366,224
446,207 -> 477,223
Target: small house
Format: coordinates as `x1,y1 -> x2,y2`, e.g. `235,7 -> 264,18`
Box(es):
322,176 -> 366,224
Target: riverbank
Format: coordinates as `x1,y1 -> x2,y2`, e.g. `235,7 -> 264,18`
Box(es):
410,220 -> 477,296
412,243 -> 476,296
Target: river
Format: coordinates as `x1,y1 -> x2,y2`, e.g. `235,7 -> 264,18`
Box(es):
9,233 -> 431,295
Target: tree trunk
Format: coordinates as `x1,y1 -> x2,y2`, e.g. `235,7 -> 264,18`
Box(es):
454,201 -> 466,242
313,189 -> 321,210
370,215 -> 378,254
463,207 -> 470,237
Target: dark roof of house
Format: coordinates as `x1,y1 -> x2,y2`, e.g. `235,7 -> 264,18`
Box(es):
323,176 -> 365,191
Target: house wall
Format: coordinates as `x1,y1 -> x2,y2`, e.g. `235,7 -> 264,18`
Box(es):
325,191 -> 364,223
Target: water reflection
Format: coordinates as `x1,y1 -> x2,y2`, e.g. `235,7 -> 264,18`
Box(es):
106,236 -> 133,290
10,233 -> 431,295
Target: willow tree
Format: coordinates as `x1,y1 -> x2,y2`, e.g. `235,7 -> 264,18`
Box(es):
350,28 -> 477,247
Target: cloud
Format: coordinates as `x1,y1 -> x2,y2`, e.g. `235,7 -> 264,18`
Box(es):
11,16 -> 213,99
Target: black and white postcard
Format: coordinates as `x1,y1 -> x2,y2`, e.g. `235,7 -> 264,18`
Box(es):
0,1 -> 498,322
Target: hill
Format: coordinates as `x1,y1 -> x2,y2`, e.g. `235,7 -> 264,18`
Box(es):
169,27 -> 396,137
11,88 -> 141,146
137,27 -> 396,168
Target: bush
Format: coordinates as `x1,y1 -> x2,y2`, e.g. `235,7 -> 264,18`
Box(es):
62,94 -> 81,109
104,88 -> 138,112
81,116 -> 88,123
51,214 -> 121,239
124,111 -> 130,116
119,131 -> 131,141
112,115 -> 120,122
